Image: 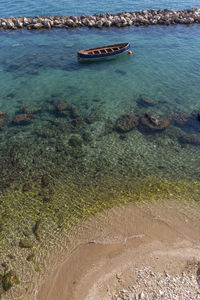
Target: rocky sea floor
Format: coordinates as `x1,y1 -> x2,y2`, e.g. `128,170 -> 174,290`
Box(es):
1,92 -> 200,298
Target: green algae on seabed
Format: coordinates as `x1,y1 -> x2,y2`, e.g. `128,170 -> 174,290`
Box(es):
0,175 -> 200,298
0,175 -> 200,255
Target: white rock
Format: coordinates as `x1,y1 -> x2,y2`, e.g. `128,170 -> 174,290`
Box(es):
139,292 -> 145,299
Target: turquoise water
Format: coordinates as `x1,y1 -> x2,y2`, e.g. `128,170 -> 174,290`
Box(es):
0,25 -> 200,115
0,23 -> 200,188
0,25 -> 200,117
0,23 -> 200,192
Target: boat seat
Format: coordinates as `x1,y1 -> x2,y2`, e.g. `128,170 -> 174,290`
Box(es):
100,49 -> 107,54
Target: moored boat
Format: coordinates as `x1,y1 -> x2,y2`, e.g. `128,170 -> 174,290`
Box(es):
77,42 -> 131,61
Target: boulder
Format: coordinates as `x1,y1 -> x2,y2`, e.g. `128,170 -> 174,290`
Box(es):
104,20 -> 112,27
65,18 -> 75,27
56,103 -> 68,112
141,112 -> 170,131
41,174 -> 50,187
69,136 -> 82,147
116,114 -> 138,132
0,111 -> 8,129
13,113 -> 34,125
95,20 -> 103,28
197,111 -> 200,121
27,23 -> 43,30
33,219 -> 41,241
2,270 -> 20,291
180,134 -> 200,145
16,20 -> 23,28
0,9 -> 199,31
139,95 -> 157,106
70,105 -> 81,118
19,238 -> 33,248
168,110 -> 190,126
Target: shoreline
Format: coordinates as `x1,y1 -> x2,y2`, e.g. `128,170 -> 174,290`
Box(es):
36,200 -> 200,300
0,8 -> 200,30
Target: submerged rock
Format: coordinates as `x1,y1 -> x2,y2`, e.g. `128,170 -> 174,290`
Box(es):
26,253 -> 35,262
13,113 -> 34,125
82,131 -> 92,142
33,219 -> 41,241
41,174 -> 50,187
0,111 -> 7,119
17,106 -> 40,115
85,112 -> 100,124
1,270 -> 20,292
69,135 -> 82,147
141,112 -> 170,131
0,111 -> 8,129
180,134 -> 200,145
168,110 -> 190,126
19,238 -> 33,248
116,114 -> 138,132
56,102 -> 68,112
72,116 -> 84,128
197,111 -> 200,121
139,95 -> 157,106
70,105 -> 81,118
55,103 -> 69,117
22,182 -> 32,192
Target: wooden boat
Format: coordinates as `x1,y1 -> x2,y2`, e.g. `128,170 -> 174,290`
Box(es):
77,42 -> 131,61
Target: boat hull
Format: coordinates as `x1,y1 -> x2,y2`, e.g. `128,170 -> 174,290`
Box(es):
77,43 -> 130,62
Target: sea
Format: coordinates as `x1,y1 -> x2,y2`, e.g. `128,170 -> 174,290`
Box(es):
0,1 -> 200,299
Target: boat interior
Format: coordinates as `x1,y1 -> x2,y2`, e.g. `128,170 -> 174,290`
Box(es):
79,43 -> 128,56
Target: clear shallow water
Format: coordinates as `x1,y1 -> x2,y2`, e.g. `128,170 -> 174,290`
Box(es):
0,1 -> 200,298
0,25 -> 200,115
1,0 -> 200,17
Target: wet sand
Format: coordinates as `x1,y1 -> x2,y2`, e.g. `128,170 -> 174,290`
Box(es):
36,200 -> 200,300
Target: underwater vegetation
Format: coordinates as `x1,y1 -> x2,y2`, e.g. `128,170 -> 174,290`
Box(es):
0,92 -> 200,298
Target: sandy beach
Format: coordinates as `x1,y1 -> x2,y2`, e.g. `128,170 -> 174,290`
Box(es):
36,200 -> 200,300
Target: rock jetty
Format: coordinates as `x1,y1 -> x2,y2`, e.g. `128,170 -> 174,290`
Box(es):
0,9 -> 200,30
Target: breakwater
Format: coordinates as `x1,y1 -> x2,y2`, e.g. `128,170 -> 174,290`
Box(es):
0,8 -> 200,30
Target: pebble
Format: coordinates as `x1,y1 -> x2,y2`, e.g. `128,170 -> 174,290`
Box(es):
111,266 -> 199,300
